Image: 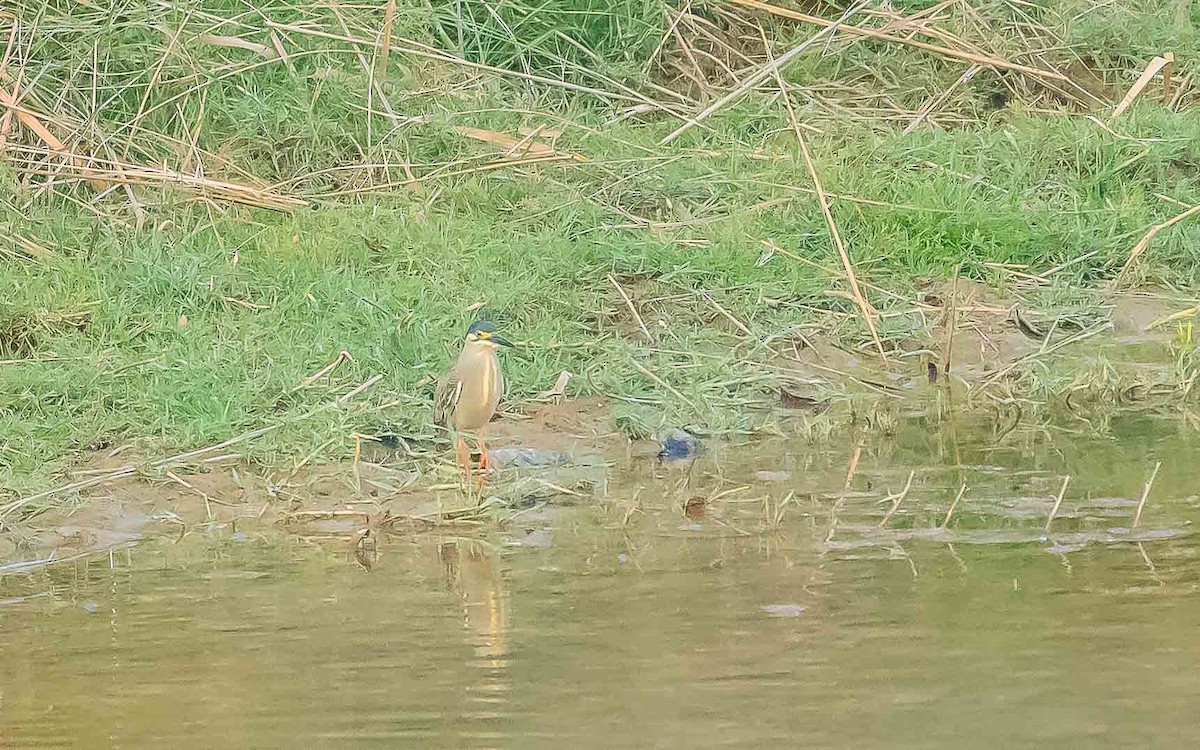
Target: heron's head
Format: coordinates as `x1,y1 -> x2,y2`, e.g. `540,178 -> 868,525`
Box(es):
465,320 -> 513,350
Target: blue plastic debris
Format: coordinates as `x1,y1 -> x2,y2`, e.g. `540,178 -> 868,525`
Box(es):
657,429 -> 701,460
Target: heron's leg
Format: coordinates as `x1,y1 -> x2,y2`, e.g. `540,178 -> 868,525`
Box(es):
477,439 -> 489,472
455,435 -> 471,484
473,439 -> 493,488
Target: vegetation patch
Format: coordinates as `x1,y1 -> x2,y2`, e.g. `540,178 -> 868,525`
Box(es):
2,1 -> 1200,503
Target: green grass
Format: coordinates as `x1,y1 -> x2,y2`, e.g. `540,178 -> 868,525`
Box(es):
3,0 -> 1200,494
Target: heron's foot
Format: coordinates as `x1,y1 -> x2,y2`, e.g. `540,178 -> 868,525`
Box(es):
472,440 -> 493,481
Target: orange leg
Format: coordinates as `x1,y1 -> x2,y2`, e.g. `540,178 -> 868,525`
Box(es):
475,439 -> 490,485
455,435 -> 472,485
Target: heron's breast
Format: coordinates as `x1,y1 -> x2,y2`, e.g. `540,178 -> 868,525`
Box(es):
453,352 -> 503,431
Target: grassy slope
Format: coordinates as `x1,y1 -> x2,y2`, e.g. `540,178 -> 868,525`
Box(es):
3,1 -> 1200,493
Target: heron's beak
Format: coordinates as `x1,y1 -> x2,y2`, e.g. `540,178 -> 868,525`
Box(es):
492,334 -> 514,348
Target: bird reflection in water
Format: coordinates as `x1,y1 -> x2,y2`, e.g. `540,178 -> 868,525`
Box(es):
439,539 -> 511,739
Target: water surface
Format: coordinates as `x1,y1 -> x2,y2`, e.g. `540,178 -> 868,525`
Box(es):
3,423 -> 1199,748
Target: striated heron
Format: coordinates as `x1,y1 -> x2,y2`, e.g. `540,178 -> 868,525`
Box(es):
433,320 -> 513,483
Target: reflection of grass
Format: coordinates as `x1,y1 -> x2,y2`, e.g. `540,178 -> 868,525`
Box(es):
3,1 -> 1200,493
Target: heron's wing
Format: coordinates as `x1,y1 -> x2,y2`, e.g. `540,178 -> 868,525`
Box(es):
432,368 -> 463,429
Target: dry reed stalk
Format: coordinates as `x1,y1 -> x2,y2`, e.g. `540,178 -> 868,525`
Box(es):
454,125 -> 586,161
659,3 -> 862,145
268,30 -> 297,77
646,0 -> 692,73
793,124 -> 886,360
607,274 -> 653,341
1042,250 -> 1099,278
377,0 -> 397,77
878,470 -> 915,528
939,266 -> 961,380
129,17 -> 190,143
941,483 -> 967,528
292,350 -> 355,392
794,359 -> 904,398
631,360 -> 699,413
196,33 -> 277,58
264,20 -> 686,120
759,31 -> 886,362
0,91 -> 107,190
1146,303 -> 1200,331
9,143 -> 304,210
762,242 -> 933,309
283,437 -> 342,483
163,470 -> 219,518
1044,475 -> 1071,533
0,228 -> 52,259
725,0 -> 1068,83
766,490 -> 796,528
0,16 -> 14,76
1136,542 -> 1164,585
1117,201 -> 1200,281
0,17 -> 17,153
904,64 -> 981,134
1132,461 -> 1162,529
976,322 -> 1111,387
301,153 -> 576,198
825,442 -> 863,544
666,6 -> 713,97
1112,55 -> 1174,118
1161,52 -> 1175,103
699,290 -> 752,335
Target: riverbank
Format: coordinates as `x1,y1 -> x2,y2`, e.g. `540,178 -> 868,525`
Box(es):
3,0 -> 1200,504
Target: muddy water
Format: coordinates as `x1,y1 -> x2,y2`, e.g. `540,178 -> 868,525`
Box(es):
3,421 -> 1200,748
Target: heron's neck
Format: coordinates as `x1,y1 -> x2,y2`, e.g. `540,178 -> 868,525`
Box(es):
459,341 -> 498,363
